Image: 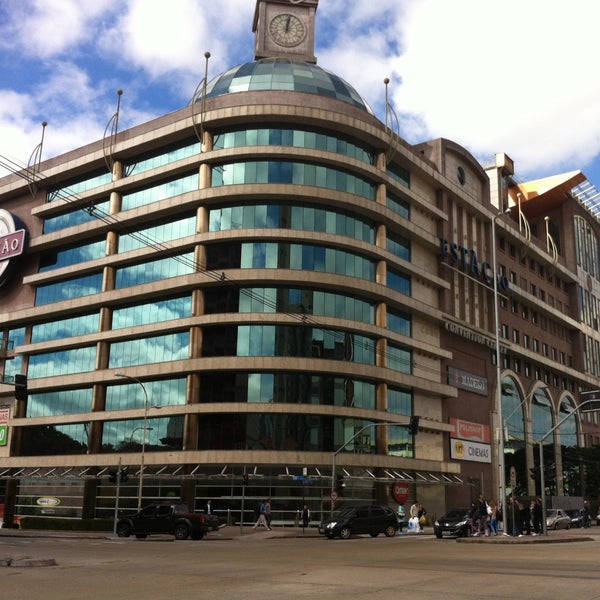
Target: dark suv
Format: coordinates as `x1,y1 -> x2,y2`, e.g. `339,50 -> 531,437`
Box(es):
319,505 -> 398,539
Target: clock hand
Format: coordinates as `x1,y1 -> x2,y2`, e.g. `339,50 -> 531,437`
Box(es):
285,15 -> 291,32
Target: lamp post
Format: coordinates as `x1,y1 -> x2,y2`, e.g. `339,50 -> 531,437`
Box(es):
115,372 -> 150,512
491,209 -> 509,533
538,398 -> 599,535
330,421 -> 402,518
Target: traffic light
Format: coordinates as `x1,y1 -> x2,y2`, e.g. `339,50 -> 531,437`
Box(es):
14,374 -> 27,401
408,415 -> 420,435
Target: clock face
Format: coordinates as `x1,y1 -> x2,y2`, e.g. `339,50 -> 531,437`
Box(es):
268,13 -> 306,47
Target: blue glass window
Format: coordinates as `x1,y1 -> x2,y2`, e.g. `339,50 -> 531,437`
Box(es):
387,163 -> 410,188
115,253 -> 195,288
101,416 -> 184,452
387,309 -> 412,337
119,216 -> 196,253
35,273 -> 103,306
29,347 -> 97,378
31,313 -> 99,343
387,268 -> 411,296
39,239 -> 105,272
387,232 -> 410,261
106,378 -> 187,411
108,332 -> 190,368
387,343 -> 412,374
26,388 -> 93,417
121,173 -> 199,211
113,296 -> 191,329
44,200 -> 110,234
213,161 -> 376,200
125,140 -> 201,177
47,171 -> 112,202
387,194 -> 410,219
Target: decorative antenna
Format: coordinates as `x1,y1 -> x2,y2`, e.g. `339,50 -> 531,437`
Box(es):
26,121 -> 47,198
544,216 -> 559,275
102,89 -> 123,175
517,192 -> 531,260
191,52 -> 211,146
384,78 -> 400,165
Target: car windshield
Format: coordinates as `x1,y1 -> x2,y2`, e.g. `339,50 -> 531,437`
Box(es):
333,508 -> 357,518
546,510 -> 558,516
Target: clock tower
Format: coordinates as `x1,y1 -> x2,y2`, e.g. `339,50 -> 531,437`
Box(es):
253,0 -> 318,64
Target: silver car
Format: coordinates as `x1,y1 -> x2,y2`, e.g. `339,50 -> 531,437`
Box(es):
546,509 -> 571,530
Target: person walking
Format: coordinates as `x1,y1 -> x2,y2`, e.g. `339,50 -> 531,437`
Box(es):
582,500 -> 591,528
488,500 -> 499,535
206,499 -> 213,515
264,498 -> 272,528
477,495 -> 489,537
397,504 -> 406,535
532,498 -> 542,535
301,504 -> 310,529
253,500 -> 271,530
409,501 -> 420,533
417,503 -> 427,534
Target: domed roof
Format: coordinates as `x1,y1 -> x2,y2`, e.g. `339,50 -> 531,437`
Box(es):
201,59 -> 373,114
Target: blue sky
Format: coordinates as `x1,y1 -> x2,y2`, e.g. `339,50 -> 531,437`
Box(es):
1,0 -> 600,191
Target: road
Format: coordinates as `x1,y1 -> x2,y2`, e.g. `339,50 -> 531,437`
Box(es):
0,528 -> 599,599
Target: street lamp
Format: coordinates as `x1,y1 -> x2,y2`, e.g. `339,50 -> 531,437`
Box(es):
538,398 -> 599,535
491,209 -> 510,533
330,421 -> 404,518
115,372 -> 151,511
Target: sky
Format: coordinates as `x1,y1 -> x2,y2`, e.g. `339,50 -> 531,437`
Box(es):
1,0 -> 600,191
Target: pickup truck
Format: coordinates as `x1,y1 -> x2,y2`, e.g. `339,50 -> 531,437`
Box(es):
116,502 -> 219,540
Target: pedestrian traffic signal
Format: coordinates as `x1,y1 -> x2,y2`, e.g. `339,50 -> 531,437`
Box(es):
14,374 -> 27,401
408,415 -> 420,435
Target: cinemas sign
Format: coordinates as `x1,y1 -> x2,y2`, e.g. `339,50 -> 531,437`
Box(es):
450,417 -> 491,464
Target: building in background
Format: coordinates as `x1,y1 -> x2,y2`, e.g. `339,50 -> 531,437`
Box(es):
0,0 -> 599,526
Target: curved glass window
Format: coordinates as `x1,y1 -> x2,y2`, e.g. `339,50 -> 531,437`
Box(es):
26,388 -> 93,417
43,200 -> 110,234
119,216 -> 196,253
213,161 -> 376,200
387,343 -> 412,374
531,393 -> 553,444
115,253 -> 195,288
387,309 -> 411,337
125,140 -> 201,177
558,398 -> 577,447
387,423 -> 414,458
101,416 -> 184,453
209,203 -> 375,244
108,332 -> 190,368
112,296 -> 191,329
386,163 -> 410,188
387,268 -> 411,296
387,194 -> 410,219
197,413 -> 378,453
236,325 -> 375,365
21,424 -> 88,455
241,242 -> 375,280
106,378 -> 187,411
502,378 -> 526,451
238,287 -> 376,324
29,346 -> 97,378
121,173 -> 198,211
31,313 -> 99,343
47,171 -> 112,202
213,127 -> 375,165
35,273 -> 103,306
39,239 -> 106,272
201,372 -> 375,408
387,232 -> 410,261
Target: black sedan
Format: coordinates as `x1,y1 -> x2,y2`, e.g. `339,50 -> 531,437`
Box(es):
319,505 -> 398,539
434,508 -> 472,538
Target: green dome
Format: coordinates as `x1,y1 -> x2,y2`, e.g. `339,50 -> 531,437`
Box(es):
201,59 -> 373,113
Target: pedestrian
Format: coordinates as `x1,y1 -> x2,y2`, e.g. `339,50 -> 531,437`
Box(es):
301,504 -> 310,529
532,497 -> 542,535
477,495 -> 489,537
397,503 -> 406,535
417,502 -> 426,534
265,498 -> 272,528
521,500 -> 531,535
253,500 -> 270,530
468,502 -> 478,535
489,500 -> 499,535
206,499 -> 212,515
581,500 -> 590,528
409,501 -> 420,533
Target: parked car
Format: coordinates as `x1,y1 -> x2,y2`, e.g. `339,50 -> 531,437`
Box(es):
116,502 -> 218,540
319,505 -> 398,539
434,508 -> 472,538
546,508 -> 570,530
566,509 -> 582,528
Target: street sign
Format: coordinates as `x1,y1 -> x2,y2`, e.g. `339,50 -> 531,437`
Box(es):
392,481 -> 410,504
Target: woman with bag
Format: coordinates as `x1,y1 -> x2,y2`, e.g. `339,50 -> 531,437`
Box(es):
417,503 -> 427,534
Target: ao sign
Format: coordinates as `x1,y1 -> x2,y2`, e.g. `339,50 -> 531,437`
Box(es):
440,239 -> 509,292
0,209 -> 27,287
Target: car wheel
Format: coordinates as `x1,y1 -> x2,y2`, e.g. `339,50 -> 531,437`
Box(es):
191,531 -> 204,540
340,527 -> 352,539
384,525 -> 396,537
174,524 -> 190,540
116,522 -> 131,538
